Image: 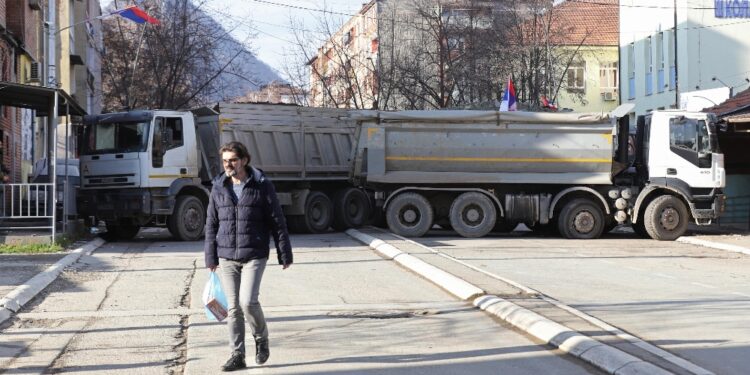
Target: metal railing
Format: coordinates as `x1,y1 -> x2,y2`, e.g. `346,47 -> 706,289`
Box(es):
0,183 -> 55,233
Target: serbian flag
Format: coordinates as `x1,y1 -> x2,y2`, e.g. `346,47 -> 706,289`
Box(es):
117,6 -> 160,25
499,78 -> 517,112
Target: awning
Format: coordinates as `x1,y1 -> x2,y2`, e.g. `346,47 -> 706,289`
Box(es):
0,81 -> 86,116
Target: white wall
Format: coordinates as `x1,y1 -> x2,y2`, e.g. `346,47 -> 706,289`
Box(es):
620,0 -> 750,119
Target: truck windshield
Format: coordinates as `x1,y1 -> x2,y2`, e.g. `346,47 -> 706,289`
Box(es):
81,121 -> 151,155
669,117 -> 719,154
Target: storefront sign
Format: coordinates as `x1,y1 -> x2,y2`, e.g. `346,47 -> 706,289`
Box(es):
715,0 -> 750,18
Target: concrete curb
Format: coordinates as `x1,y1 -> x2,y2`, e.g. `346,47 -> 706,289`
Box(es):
0,237 -> 106,325
346,229 -> 672,375
677,236 -> 750,256
346,229 -> 483,300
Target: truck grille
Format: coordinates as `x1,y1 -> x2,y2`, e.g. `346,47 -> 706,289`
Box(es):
83,173 -> 136,188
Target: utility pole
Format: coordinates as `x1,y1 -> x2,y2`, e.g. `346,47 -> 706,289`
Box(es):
673,0 -> 679,108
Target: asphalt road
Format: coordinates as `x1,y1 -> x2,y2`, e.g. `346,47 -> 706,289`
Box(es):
0,229 -> 601,374
380,227 -> 750,375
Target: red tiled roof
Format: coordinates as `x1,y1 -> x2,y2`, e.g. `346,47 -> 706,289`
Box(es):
550,0 -> 619,46
705,87 -> 750,117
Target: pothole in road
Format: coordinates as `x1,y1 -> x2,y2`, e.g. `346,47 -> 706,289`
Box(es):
327,309 -> 438,319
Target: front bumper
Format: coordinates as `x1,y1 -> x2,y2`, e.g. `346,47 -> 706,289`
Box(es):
77,188 -> 151,220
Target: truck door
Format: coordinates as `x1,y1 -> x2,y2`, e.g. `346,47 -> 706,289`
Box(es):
151,116 -> 188,186
652,115 -> 722,189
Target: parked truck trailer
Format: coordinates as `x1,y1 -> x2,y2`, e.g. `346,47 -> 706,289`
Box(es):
349,106 -> 726,240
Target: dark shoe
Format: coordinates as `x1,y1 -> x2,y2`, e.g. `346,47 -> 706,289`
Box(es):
255,338 -> 269,365
221,351 -> 246,372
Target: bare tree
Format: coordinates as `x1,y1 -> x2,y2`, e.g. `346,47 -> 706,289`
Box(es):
288,0 -> 601,110
283,3 -> 379,109
100,0 -> 255,111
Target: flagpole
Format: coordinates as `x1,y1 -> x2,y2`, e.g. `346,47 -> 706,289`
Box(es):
127,24 -> 149,109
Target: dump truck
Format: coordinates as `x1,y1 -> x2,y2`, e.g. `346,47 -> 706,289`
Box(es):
77,103 -> 362,240
78,103 -> 725,241
349,106 -> 725,240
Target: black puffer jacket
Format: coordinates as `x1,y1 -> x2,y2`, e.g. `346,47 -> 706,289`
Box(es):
204,166 -> 292,268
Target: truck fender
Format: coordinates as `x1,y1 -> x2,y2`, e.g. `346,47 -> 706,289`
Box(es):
549,187 -> 611,219
168,178 -> 210,204
384,186 -> 504,217
632,179 -> 691,224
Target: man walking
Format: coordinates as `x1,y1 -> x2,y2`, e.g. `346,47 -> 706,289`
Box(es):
204,141 -> 293,371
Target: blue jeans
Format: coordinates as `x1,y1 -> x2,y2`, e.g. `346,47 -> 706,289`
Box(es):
218,258 -> 268,354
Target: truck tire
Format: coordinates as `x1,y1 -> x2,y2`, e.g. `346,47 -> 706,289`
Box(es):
643,195 -> 689,241
386,192 -> 434,237
332,188 -> 370,231
298,191 -> 333,234
557,198 -> 605,239
449,192 -> 496,238
103,221 -> 140,241
168,195 -> 206,241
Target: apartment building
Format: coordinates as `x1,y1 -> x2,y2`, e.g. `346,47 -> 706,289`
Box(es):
0,0 -> 102,182
620,0 -> 750,119
307,0 -> 379,109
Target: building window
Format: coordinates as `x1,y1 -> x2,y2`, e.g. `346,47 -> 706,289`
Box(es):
600,62 -> 618,90
645,36 -> 653,96
628,43 -> 635,100
656,32 -> 665,93
600,62 -> 618,101
567,61 -> 585,92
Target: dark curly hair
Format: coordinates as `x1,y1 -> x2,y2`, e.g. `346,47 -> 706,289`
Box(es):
219,141 -> 251,163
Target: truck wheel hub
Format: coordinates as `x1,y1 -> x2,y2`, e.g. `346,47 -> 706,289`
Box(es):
185,207 -> 200,230
463,206 -> 482,224
573,211 -> 595,233
402,207 -> 418,224
659,208 -> 679,230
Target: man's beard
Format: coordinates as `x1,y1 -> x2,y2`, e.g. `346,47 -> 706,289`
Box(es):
226,168 -> 237,177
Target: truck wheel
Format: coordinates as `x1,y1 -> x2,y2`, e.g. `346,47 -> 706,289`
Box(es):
449,192 -> 496,238
299,191 -> 333,234
103,221 -> 140,241
644,195 -> 689,241
168,195 -> 206,241
386,192 -> 434,237
332,188 -> 370,231
557,198 -> 605,239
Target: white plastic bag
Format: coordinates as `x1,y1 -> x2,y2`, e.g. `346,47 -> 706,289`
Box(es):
202,271 -> 228,321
